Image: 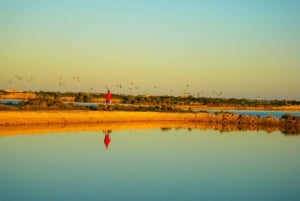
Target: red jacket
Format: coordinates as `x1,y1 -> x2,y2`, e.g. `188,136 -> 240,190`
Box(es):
105,93 -> 112,101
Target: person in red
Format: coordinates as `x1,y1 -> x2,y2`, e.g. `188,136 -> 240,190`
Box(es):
103,130 -> 111,149
105,90 -> 112,105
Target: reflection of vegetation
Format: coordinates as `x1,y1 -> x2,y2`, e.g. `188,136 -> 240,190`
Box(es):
160,125 -> 300,136
160,128 -> 172,131
280,114 -> 300,135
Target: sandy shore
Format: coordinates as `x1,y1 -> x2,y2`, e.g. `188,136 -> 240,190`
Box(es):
0,110 -> 205,136
0,111 -> 201,126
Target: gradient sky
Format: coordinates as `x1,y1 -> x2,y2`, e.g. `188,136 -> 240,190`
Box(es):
0,0 -> 299,100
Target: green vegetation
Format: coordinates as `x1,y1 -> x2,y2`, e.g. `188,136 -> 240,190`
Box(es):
0,90 -> 299,111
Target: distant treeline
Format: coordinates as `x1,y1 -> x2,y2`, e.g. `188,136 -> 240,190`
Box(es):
35,91 -> 299,106
0,90 -> 299,111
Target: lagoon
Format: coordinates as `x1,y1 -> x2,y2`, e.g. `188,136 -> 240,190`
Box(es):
0,127 -> 299,201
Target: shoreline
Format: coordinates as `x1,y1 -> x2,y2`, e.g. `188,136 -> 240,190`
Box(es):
0,111 -> 299,136
177,105 -> 300,111
0,111 -> 201,126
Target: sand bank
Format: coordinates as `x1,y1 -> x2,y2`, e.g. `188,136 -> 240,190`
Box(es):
0,111 -> 201,126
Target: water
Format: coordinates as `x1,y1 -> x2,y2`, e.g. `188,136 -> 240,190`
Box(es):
0,99 -> 21,105
0,128 -> 299,201
70,101 -> 100,107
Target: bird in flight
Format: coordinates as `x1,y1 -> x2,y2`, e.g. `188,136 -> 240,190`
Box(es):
27,77 -> 35,83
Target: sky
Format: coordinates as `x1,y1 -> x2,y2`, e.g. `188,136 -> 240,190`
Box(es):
0,0 -> 299,100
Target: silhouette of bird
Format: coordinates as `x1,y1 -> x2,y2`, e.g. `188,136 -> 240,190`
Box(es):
73,76 -> 80,82
197,91 -> 204,97
58,81 -> 65,86
116,84 -> 123,88
212,90 -> 222,97
57,77 -> 65,86
8,79 -> 13,85
14,75 -> 23,80
27,77 -> 35,83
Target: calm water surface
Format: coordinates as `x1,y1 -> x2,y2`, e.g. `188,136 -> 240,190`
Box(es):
0,128 -> 299,201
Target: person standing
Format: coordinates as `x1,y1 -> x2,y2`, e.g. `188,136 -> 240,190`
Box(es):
105,90 -> 112,105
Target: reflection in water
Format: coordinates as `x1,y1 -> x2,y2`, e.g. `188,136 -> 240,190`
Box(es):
160,126 -> 300,136
0,121 -> 299,137
103,130 -> 112,149
0,127 -> 300,200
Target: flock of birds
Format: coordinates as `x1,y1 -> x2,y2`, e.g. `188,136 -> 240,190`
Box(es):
2,75 -> 36,85
1,75 -> 224,97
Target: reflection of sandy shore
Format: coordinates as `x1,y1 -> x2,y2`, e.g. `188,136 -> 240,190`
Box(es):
0,122 -> 297,136
0,122 -> 194,136
0,111 -> 299,136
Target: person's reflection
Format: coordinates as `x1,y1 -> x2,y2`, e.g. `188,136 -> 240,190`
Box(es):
103,130 -> 112,149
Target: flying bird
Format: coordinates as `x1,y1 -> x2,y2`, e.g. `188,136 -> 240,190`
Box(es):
27,77 -> 35,83
14,75 -> 23,80
58,81 -> 65,86
8,79 -> 13,85
73,76 -> 81,82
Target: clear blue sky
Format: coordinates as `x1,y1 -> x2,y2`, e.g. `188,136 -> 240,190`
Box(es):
0,0 -> 299,100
